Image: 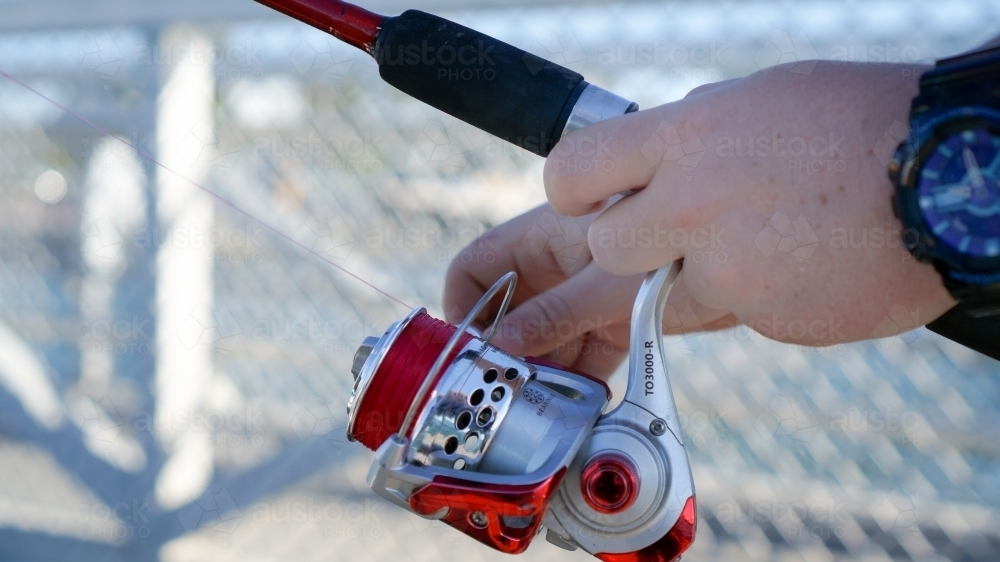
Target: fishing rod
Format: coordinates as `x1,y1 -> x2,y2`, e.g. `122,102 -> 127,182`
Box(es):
254,0 -> 638,157
252,1 -> 697,560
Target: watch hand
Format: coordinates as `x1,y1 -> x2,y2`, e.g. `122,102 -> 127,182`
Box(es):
963,146 -> 985,188
929,182 -> 972,210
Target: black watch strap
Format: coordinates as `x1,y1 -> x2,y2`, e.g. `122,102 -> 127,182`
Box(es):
926,303 -> 1000,361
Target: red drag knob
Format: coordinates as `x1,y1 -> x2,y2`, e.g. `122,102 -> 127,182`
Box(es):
580,453 -> 640,514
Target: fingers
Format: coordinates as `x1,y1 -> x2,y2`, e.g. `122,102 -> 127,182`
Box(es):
492,261 -> 641,358
550,330 -> 629,380
543,108 -> 659,216
586,175 -> 704,275
543,96 -> 709,217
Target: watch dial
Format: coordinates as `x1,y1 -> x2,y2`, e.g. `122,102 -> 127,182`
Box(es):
917,128 -> 1000,258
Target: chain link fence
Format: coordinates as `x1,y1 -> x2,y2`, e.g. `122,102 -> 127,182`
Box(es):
2,1 -> 1000,561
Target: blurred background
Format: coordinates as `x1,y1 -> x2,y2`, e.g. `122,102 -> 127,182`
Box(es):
2,0 -> 1000,560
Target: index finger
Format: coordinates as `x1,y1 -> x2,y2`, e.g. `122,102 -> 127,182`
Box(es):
542,98 -> 707,216
442,209 -> 575,325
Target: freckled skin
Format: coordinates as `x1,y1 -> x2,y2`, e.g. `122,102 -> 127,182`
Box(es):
445,61 -> 959,377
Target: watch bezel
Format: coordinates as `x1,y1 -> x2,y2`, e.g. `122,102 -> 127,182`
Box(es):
894,107 -> 1000,282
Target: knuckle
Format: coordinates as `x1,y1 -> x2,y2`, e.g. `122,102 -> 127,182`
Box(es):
586,215 -> 629,275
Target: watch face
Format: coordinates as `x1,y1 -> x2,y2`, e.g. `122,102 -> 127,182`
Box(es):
917,128 -> 1000,258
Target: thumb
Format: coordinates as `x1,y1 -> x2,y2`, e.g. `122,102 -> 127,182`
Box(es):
491,262 -> 641,358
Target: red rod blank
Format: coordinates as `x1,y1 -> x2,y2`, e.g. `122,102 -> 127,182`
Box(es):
254,0 -> 385,54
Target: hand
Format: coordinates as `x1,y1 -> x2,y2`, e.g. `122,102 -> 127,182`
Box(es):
444,204 -> 734,378
542,60 -> 955,346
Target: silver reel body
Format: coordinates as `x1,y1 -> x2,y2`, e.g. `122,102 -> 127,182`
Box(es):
347,261 -> 696,559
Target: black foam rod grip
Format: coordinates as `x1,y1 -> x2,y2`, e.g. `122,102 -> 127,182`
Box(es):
375,10 -> 588,157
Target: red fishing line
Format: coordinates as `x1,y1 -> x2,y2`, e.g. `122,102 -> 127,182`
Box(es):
352,312 -> 474,450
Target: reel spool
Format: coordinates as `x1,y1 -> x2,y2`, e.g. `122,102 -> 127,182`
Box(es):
346,262 -> 696,561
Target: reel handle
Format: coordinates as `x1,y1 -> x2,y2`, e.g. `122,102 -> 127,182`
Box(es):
622,260 -> 685,442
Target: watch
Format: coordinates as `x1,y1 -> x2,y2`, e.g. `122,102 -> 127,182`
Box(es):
890,45 -> 1000,360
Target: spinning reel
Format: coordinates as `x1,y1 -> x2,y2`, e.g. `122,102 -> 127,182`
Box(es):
346,261 -> 696,560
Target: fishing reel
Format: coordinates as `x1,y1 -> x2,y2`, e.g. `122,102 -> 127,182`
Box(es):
346,261 -> 696,560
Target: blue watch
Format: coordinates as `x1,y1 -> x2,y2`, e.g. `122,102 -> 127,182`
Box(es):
891,45 -> 1000,321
